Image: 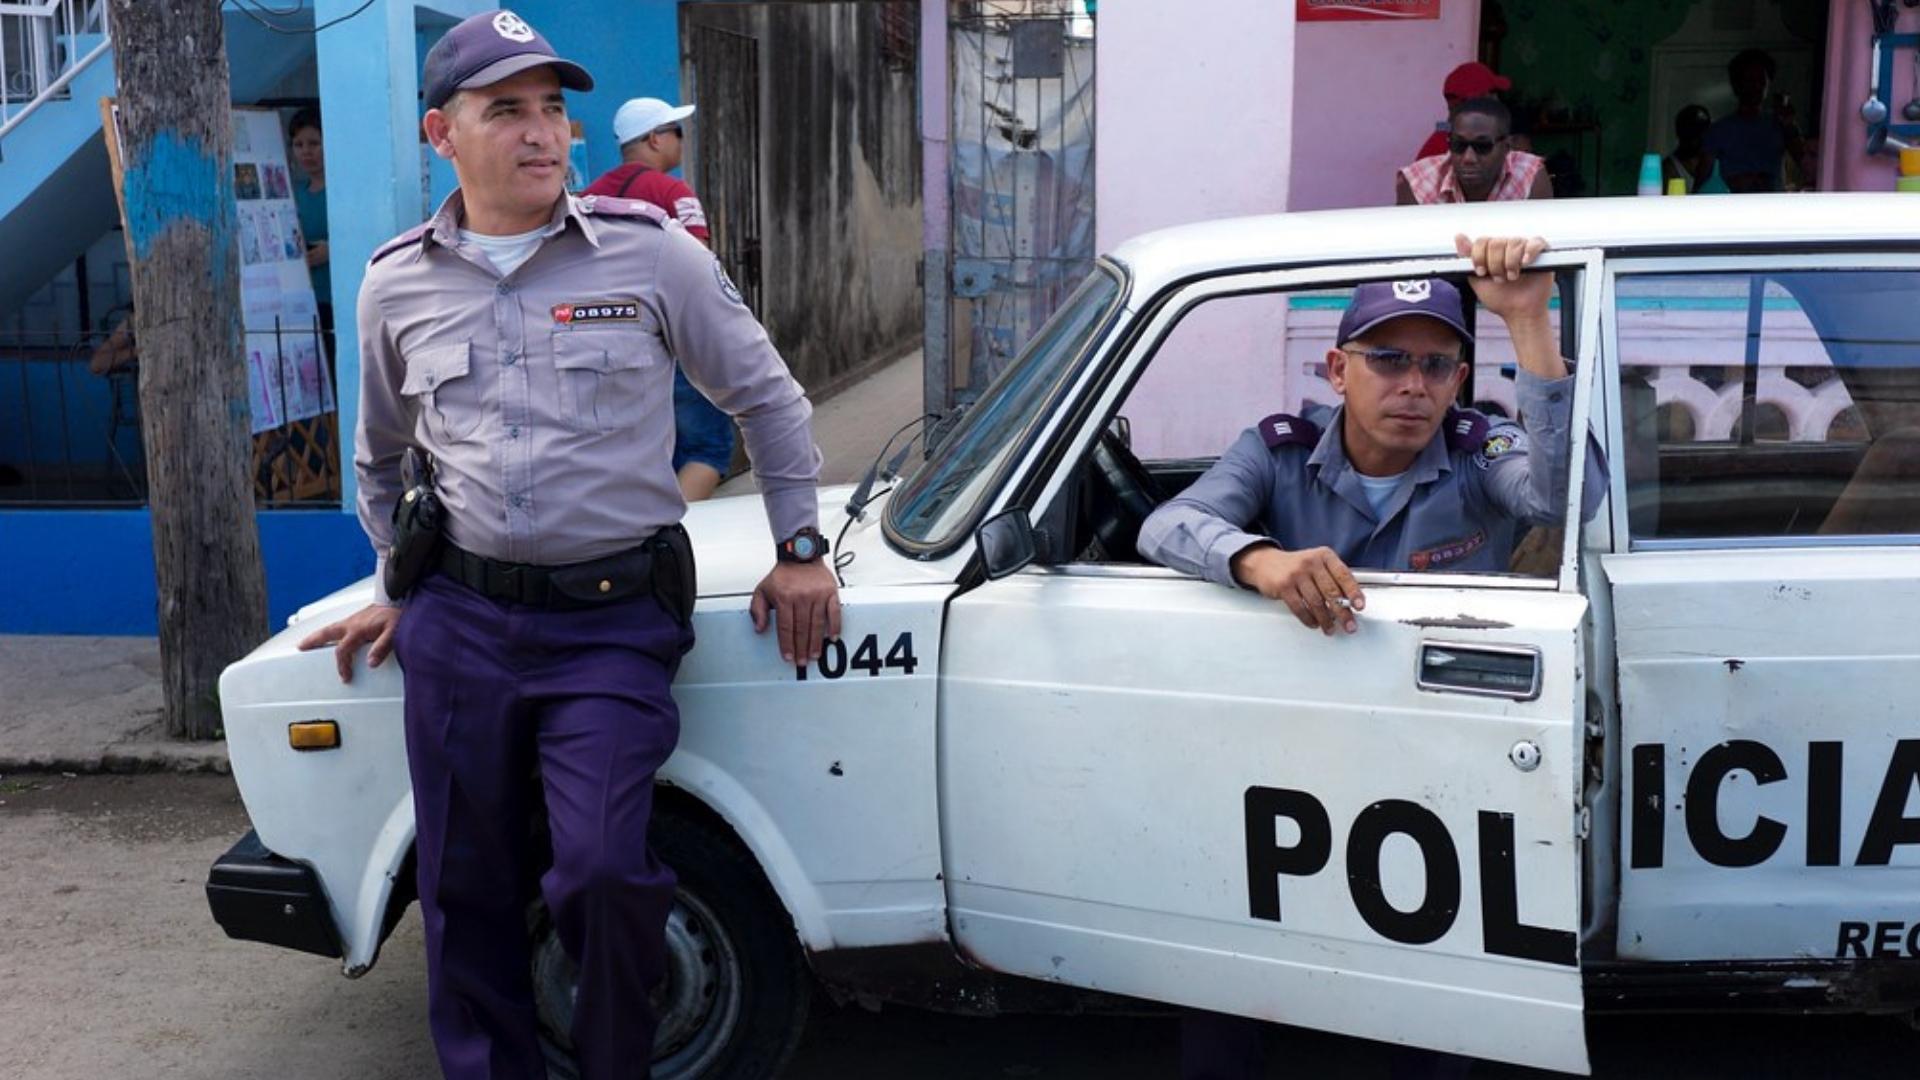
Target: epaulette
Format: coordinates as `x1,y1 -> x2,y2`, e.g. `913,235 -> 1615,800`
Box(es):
368,223 -> 430,266
1258,413 -> 1321,450
578,194 -> 669,227
1443,407 -> 1490,453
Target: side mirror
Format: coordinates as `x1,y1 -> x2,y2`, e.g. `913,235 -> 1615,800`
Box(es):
1108,415 -> 1132,449
976,507 -> 1039,580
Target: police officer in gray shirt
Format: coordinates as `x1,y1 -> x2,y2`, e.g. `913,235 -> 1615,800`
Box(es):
1139,235 -> 1607,637
296,11 -> 836,1078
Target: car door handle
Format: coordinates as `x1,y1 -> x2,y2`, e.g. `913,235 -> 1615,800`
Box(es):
1416,642 -> 1542,701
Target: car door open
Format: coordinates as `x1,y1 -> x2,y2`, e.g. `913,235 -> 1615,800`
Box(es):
938,251 -> 1605,1075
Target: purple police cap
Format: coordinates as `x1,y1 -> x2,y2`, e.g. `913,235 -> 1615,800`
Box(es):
421,10 -> 593,112
1336,279 -> 1474,347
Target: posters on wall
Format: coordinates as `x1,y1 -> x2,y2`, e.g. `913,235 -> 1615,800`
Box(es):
1296,0 -> 1439,21
231,107 -> 333,435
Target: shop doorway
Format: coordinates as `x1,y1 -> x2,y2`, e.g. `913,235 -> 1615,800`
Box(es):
1477,0 -> 1830,197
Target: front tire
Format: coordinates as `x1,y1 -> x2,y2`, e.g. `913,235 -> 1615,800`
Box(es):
532,810 -> 812,1080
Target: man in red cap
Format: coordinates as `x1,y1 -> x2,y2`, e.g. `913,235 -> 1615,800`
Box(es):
1415,61 -> 1512,161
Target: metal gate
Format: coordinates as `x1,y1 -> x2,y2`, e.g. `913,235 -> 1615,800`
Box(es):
688,23 -> 763,316
943,6 -> 1095,406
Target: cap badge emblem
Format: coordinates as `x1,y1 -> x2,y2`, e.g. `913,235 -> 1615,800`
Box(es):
1392,280 -> 1432,303
492,11 -> 535,42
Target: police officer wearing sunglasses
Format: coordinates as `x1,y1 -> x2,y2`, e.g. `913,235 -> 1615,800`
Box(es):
1138,235 -> 1607,639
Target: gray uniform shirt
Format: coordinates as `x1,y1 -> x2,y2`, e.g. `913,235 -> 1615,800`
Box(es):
355,191 -> 821,603
1136,370 -> 1606,585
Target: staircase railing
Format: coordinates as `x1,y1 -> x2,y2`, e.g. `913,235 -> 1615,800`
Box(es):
0,0 -> 110,148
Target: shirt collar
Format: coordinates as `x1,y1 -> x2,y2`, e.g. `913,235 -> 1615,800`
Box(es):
561,194 -> 601,247
425,190 -> 596,248
1307,405 -> 1456,486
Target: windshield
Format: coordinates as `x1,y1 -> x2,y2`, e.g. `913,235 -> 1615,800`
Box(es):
887,265 -> 1125,553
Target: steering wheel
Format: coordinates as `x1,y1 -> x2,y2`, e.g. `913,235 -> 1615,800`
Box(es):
1083,428 -> 1164,561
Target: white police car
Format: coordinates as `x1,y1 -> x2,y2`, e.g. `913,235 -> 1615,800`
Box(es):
208,195 -> 1920,1078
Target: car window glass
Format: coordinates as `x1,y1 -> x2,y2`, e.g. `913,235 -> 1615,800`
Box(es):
1097,278 -> 1574,578
888,266 -> 1123,552
1616,270 -> 1920,541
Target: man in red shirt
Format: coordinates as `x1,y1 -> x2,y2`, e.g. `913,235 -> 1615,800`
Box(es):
585,98 -> 737,501
586,97 -> 709,239
1415,62 -> 1511,161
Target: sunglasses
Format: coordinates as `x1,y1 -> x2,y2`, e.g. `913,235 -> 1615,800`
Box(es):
656,125 -> 684,139
1341,347 -> 1464,381
1448,135 -> 1505,156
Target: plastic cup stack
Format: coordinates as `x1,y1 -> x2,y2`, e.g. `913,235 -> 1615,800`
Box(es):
1637,153 -> 1664,197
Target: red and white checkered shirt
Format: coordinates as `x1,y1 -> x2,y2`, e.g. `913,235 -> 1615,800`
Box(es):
1399,150 -> 1546,204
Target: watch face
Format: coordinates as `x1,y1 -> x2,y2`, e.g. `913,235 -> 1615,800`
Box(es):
792,534 -> 819,560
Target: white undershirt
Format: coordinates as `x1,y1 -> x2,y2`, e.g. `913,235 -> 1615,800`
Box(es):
459,225 -> 547,278
1355,470 -> 1406,520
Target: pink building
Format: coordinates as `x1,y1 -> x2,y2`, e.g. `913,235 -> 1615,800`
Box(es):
921,1 -> 1919,445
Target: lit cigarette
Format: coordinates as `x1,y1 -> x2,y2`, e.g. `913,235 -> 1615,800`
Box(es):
1331,597 -> 1353,610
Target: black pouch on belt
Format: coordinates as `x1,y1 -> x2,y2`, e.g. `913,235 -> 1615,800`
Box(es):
547,547 -> 656,608
384,448 -> 446,601
648,524 -> 698,627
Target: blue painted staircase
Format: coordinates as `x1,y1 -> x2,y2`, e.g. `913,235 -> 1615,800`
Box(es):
0,7 -> 320,319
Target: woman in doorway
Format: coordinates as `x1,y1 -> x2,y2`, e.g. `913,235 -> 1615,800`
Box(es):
1662,104 -> 1730,194
288,107 -> 333,359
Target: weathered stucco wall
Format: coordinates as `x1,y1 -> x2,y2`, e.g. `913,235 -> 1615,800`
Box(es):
684,1 -> 923,396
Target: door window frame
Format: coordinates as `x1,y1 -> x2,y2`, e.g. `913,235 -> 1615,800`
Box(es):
1018,250 -> 1608,594
1600,252 -> 1920,555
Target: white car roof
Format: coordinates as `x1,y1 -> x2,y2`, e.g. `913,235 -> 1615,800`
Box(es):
1108,194 -> 1920,297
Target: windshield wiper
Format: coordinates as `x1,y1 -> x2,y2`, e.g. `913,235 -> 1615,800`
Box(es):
845,412 -> 940,523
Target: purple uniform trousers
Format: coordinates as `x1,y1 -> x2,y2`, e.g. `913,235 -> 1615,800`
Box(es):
393,572 -> 693,1080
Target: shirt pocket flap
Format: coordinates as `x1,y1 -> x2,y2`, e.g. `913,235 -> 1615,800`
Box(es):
401,342 -> 471,395
552,332 -> 656,374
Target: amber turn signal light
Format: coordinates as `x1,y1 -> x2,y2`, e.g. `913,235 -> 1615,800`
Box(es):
287,720 -> 341,751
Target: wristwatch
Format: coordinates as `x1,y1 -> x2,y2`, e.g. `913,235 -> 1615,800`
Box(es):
776,527 -> 829,564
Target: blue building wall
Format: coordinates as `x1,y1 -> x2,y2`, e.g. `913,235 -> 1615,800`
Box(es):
516,0 -> 683,184
6,2 -> 690,635
0,508 -> 373,634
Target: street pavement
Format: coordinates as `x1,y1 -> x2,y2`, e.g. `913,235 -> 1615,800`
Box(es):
3,773 -> 1918,1080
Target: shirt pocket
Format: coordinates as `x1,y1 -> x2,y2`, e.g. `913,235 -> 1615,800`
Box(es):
551,329 -> 664,434
400,342 -> 484,444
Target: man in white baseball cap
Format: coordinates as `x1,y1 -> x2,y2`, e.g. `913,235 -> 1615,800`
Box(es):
613,96 -> 695,148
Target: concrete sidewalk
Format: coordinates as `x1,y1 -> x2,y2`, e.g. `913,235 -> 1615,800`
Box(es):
717,346 -> 923,496
0,636 -> 226,774
0,348 -> 926,775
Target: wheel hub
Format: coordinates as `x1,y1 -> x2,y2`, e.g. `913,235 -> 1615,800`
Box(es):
532,890 -> 745,1079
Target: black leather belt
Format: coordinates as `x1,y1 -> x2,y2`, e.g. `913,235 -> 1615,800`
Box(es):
437,540 -> 657,611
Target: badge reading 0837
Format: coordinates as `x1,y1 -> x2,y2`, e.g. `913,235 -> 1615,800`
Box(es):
714,260 -> 745,306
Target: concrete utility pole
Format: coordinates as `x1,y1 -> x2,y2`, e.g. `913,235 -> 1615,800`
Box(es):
104,0 -> 267,739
